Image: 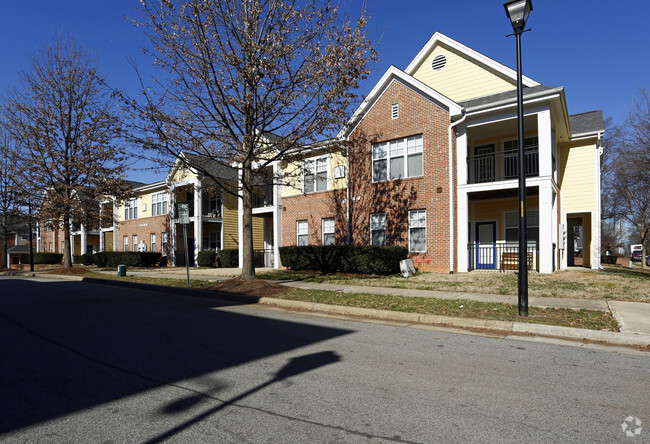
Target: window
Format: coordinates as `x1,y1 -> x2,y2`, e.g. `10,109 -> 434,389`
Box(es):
151,192 -> 168,216
322,218 -> 335,245
124,198 -> 138,220
297,220 -> 308,246
123,236 -> 128,252
409,210 -> 426,252
162,232 -> 168,256
304,156 -> 328,193
150,233 -> 156,253
49,242 -> 52,252
370,213 -> 386,246
133,235 -> 138,252
391,104 -> 399,119
505,209 -> 539,245
373,135 -> 423,182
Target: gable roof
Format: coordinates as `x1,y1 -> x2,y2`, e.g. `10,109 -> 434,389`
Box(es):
166,152 -> 238,184
569,111 -> 604,137
459,85 -> 563,111
405,31 -> 539,88
338,65 -> 463,139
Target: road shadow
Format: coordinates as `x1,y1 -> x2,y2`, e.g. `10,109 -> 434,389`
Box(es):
0,279 -> 352,435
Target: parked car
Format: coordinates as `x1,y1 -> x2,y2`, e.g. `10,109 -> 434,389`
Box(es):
632,251 -> 642,262
646,255 -> 650,266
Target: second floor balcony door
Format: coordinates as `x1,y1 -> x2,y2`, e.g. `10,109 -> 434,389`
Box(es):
474,145 -> 495,183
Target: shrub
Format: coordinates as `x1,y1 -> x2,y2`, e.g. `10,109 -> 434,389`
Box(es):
279,245 -> 408,275
80,253 -> 94,266
91,251 -> 162,267
198,249 -> 217,267
220,249 -> 239,267
30,252 -> 63,264
601,254 -> 618,265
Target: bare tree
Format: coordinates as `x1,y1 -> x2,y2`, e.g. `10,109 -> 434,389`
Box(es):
0,129 -> 25,269
3,34 -> 128,268
609,88 -> 650,268
128,0 -> 376,279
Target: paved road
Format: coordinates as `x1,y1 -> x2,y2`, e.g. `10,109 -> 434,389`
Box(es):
1,276 -> 648,443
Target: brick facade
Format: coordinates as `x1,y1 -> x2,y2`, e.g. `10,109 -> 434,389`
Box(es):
281,79 -> 458,272
116,215 -> 170,254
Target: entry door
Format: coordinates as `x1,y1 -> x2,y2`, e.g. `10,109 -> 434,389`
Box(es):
475,222 -> 496,269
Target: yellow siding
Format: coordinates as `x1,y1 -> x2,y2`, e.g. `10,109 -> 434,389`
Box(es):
559,142 -> 597,212
223,193 -> 239,249
252,217 -> 264,250
412,44 -> 516,102
282,151 -> 346,198
170,166 -> 196,183
472,196 -> 539,240
104,233 -> 114,251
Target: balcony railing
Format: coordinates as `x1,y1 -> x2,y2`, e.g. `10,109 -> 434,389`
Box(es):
467,149 -> 539,184
253,186 -> 274,208
468,242 -> 539,272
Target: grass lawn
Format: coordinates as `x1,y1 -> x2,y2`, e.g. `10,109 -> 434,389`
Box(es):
75,271 -> 618,331
257,265 -> 650,303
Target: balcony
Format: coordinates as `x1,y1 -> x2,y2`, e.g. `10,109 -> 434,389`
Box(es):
253,186 -> 274,208
467,149 -> 539,184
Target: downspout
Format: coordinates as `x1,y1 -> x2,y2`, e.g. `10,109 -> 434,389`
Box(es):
596,131 -> 603,270
448,110 -> 467,274
346,141 -> 351,245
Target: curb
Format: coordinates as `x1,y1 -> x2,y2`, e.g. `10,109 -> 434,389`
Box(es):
5,272 -> 650,348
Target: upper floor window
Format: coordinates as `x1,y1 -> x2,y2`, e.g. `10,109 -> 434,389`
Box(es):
124,198 -> 138,220
373,135 -> 423,182
304,156 -> 328,193
151,192 -> 168,216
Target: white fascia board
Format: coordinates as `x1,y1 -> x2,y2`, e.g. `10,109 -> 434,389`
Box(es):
132,180 -> 168,193
404,32 -> 540,88
464,89 -> 563,115
338,65 -> 462,139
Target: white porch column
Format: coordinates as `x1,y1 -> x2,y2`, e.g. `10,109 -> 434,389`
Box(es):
273,162 -> 281,268
537,109 -> 553,178
80,224 -> 87,255
193,181 -> 202,265
169,185 -> 177,266
538,182 -> 554,273
457,191 -> 469,272
238,169 -> 244,268
456,128 -> 468,186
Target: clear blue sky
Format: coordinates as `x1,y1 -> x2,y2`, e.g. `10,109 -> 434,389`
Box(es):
2,1 -> 648,183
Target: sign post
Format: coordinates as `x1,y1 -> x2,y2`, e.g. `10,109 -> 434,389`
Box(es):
178,203 -> 191,287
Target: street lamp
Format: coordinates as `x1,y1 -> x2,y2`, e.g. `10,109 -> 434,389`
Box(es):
504,0 -> 532,317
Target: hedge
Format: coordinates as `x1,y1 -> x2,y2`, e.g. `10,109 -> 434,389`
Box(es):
220,249 -> 239,268
279,245 -> 408,275
92,251 -> 162,267
601,254 -> 618,265
198,249 -> 217,267
30,252 -> 63,264
80,253 -> 94,266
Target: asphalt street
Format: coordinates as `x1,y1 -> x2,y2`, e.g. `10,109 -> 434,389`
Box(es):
0,276 -> 648,443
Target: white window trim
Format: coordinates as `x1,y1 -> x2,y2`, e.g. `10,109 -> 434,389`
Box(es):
503,209 -> 539,245
151,192 -> 169,217
124,198 -> 138,221
303,154 -> 330,193
322,218 -> 335,245
391,104 -> 399,120
408,209 -> 427,253
370,213 -> 386,246
372,135 -> 423,183
297,220 -> 308,246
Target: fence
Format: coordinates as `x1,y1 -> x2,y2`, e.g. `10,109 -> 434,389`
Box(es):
468,242 -> 538,272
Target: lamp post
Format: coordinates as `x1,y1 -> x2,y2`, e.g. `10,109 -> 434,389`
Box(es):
504,0 -> 532,317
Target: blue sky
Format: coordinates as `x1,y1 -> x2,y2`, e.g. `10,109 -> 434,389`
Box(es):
2,1 -> 648,183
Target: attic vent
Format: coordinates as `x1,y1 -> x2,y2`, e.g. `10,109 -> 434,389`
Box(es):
391,104 -> 399,119
431,54 -> 447,72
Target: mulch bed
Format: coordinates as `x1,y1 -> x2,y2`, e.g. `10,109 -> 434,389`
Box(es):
45,267 -> 92,275
203,278 -> 289,298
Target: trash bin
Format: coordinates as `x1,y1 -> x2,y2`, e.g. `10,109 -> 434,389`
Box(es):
117,264 -> 127,277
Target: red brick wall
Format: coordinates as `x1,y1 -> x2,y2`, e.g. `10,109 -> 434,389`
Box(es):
117,215 -> 170,254
281,78 -> 458,272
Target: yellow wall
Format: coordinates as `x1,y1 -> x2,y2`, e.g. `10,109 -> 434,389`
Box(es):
104,232 -> 114,251
412,44 -> 516,102
471,196 -> 539,241
116,188 -> 168,222
253,217 -> 264,250
559,141 -> 597,212
283,151 -> 347,197
170,165 -> 196,183
223,193 -> 239,249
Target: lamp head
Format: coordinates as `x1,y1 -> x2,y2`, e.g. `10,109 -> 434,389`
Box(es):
504,0 -> 533,34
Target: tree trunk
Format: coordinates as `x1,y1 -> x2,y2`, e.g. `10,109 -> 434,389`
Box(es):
63,218 -> 72,268
240,167 -> 256,280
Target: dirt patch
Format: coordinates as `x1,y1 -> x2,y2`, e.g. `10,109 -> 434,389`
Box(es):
204,278 -> 289,298
46,267 -> 92,276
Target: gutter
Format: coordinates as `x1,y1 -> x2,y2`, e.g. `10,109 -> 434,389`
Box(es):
463,87 -> 563,115
448,110 -> 467,274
